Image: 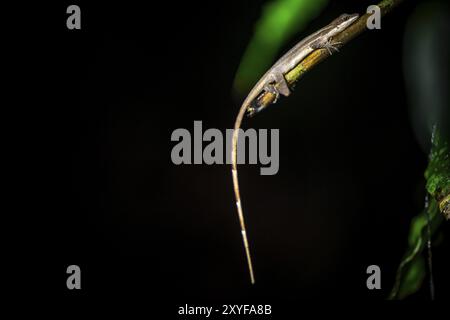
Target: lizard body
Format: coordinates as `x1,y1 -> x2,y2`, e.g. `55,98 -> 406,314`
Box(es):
231,13 -> 359,284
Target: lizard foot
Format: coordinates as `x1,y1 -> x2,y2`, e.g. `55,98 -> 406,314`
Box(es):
324,39 -> 341,55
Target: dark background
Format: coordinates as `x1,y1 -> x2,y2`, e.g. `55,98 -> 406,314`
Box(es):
40,0 -> 449,307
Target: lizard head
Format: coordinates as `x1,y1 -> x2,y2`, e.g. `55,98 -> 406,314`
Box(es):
330,13 -> 359,34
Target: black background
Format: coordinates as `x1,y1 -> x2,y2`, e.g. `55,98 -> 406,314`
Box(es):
37,0 -> 449,309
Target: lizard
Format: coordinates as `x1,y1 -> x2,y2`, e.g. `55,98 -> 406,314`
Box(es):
231,13 -> 360,284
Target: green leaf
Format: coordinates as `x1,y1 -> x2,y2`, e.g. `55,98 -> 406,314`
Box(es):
398,256 -> 425,300
388,200 -> 442,300
389,129 -> 448,300
425,128 -> 450,219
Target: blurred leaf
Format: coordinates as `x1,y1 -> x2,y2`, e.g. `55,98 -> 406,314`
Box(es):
389,199 -> 443,300
389,129 -> 448,300
233,0 -> 328,94
398,256 -> 425,300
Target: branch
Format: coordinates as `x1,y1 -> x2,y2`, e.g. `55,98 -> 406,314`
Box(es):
256,0 -> 405,108
253,0 -> 450,217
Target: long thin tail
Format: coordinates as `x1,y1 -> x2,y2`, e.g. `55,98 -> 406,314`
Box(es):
231,102 -> 255,284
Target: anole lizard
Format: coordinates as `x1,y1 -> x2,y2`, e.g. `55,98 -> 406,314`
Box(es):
231,13 -> 359,284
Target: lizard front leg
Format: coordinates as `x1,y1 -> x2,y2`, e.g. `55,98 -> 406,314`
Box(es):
323,38 -> 341,55
311,37 -> 340,55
